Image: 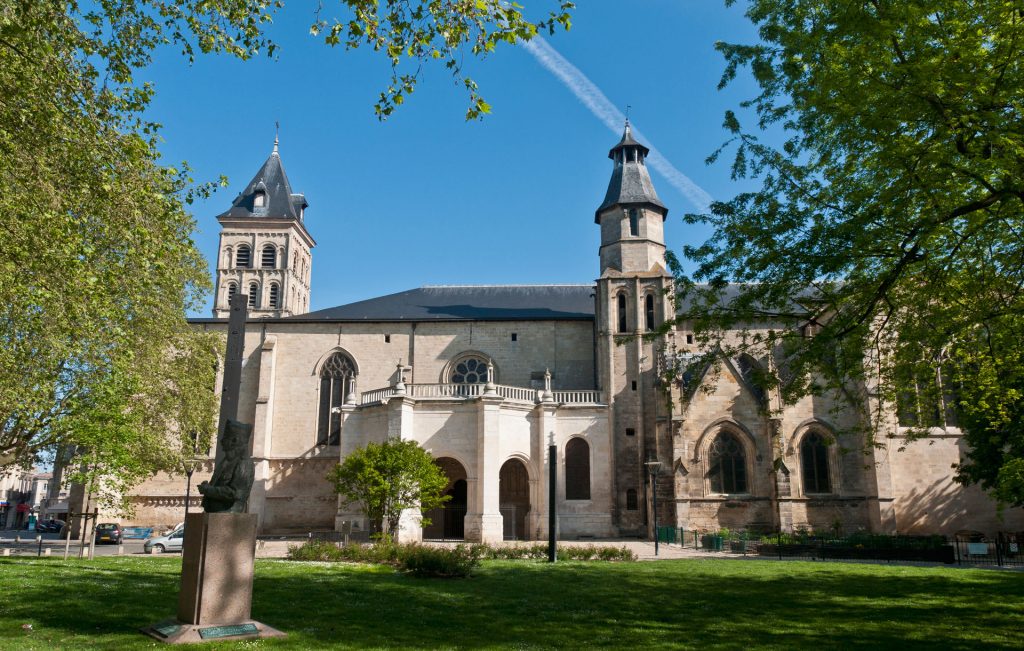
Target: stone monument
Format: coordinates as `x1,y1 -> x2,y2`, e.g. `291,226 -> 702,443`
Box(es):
143,294 -> 285,644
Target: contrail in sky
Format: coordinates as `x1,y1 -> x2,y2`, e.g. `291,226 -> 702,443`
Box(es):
521,36 -> 713,212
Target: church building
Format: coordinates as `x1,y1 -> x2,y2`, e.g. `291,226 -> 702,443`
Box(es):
127,126 -> 1021,541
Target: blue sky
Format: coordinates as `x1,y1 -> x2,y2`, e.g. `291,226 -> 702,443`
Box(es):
144,1 -> 768,316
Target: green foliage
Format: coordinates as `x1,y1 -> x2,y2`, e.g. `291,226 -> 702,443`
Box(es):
0,3 -> 239,505
679,1 -> 1024,504
398,543 -> 483,577
328,439 -> 450,537
310,1 -> 575,119
287,539 -> 636,565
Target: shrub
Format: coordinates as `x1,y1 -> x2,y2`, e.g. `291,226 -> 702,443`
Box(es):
399,544 -> 482,578
287,540 -> 345,562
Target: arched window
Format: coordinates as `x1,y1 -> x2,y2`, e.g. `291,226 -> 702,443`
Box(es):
565,438 -> 591,500
253,190 -> 266,207
708,432 -> 747,494
268,283 -> 280,309
247,282 -> 260,309
801,431 -> 831,494
261,244 -> 276,268
628,208 -> 639,236
626,488 -> 638,511
617,293 -> 627,333
226,283 -> 237,305
451,355 -> 490,384
318,353 -> 356,446
645,294 -> 655,331
236,245 -> 252,268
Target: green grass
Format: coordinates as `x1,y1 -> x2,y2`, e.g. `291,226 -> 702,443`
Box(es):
0,556 -> 1021,649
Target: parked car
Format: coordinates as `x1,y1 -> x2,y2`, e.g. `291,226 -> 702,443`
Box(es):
35,519 -> 66,534
94,523 -> 123,544
144,528 -> 185,554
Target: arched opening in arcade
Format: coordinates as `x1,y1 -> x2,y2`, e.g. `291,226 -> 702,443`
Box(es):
423,457 -> 467,541
499,459 -> 531,541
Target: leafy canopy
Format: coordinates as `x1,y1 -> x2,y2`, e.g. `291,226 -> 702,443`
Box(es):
328,439 -> 450,538
676,1 -> 1024,504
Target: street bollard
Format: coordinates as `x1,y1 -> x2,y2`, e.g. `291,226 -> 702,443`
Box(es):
117,544 -> 125,556
43,548 -> 52,557
1,549 -> 10,556
37,535 -> 43,557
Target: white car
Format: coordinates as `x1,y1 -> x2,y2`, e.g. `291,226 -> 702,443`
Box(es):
144,528 -> 185,554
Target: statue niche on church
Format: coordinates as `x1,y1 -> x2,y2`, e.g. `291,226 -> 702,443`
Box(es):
198,419 -> 255,513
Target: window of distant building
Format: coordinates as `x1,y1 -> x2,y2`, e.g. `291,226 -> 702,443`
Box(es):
317,353 -> 356,446
565,438 -> 591,500
801,431 -> 832,494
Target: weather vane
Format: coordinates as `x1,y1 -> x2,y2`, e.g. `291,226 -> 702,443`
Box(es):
625,104 -> 631,123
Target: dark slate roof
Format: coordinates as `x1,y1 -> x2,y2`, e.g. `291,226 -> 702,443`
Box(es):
595,125 -> 667,221
607,122 -> 649,159
217,142 -> 308,221
290,285 -> 597,322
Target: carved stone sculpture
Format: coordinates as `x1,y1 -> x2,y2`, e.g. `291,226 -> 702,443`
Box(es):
198,419 -> 255,513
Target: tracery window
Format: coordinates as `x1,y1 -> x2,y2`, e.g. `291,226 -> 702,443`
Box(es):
801,432 -> 831,494
451,356 -> 490,384
317,353 -> 356,446
565,438 -> 591,500
236,245 -> 252,268
708,432 -> 747,494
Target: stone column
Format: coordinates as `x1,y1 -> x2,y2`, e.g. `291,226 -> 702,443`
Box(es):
465,394 -> 504,543
769,417 -> 794,532
531,401 -> 558,540
248,336 -> 277,532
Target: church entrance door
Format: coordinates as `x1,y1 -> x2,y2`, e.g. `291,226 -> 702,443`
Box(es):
423,458 -> 467,541
499,459 -> 531,540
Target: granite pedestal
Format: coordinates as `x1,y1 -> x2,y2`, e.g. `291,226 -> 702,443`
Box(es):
142,512 -> 285,644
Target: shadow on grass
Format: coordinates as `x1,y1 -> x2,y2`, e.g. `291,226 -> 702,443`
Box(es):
1,557 -> 1022,650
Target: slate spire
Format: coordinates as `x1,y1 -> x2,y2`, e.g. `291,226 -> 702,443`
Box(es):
217,137 -> 308,221
595,121 -> 667,222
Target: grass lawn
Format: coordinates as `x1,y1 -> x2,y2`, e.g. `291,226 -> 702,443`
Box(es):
0,556 -> 1021,650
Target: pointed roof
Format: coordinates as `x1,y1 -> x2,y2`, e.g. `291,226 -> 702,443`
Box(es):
595,122 -> 667,221
217,138 -> 308,221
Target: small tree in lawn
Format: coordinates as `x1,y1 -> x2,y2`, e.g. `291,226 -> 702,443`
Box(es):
328,439 -> 449,540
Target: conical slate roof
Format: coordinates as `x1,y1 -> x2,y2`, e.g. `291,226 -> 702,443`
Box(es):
217,140 -> 308,221
595,123 -> 667,221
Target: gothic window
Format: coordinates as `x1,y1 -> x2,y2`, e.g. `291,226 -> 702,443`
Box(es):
261,244 -> 276,268
236,245 -> 252,268
226,282 -> 237,304
451,356 -> 490,384
565,438 -> 591,500
896,362 -> 960,428
801,431 -> 831,494
626,488 -> 638,510
248,282 -> 260,309
617,293 -> 628,333
317,353 -> 356,446
253,190 -> 266,207
645,294 -> 655,331
628,208 -> 639,236
708,432 -> 747,494
268,283 -> 280,309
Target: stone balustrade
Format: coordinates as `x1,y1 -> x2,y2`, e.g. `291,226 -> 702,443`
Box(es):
359,383 -> 603,406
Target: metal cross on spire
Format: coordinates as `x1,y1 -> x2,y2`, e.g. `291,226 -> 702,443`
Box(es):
273,121 -> 280,153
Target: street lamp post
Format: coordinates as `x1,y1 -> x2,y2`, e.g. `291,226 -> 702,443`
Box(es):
645,459 -> 663,556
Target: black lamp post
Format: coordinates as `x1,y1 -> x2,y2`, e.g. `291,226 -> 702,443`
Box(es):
645,459 -> 663,556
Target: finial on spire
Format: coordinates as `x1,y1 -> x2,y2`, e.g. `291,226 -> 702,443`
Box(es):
625,104 -> 632,126
273,121 -> 280,154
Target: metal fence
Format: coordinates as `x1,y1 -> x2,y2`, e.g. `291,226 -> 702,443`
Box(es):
953,532 -> 1024,567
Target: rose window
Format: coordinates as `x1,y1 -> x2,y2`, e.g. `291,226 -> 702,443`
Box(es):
451,357 -> 489,384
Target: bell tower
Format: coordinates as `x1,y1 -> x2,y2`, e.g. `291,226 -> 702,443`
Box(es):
212,136 -> 315,318
593,122 -> 674,536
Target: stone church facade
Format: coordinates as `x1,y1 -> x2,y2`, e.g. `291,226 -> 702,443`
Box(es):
126,127 -> 1021,541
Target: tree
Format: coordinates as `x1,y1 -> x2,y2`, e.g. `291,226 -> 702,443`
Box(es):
676,2 -> 1024,504
328,439 -> 449,539
0,1 -> 572,507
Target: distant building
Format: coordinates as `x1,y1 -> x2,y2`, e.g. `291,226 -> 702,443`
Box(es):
119,125 -> 1021,540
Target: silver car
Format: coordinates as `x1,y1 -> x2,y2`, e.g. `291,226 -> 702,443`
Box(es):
144,528 -> 185,554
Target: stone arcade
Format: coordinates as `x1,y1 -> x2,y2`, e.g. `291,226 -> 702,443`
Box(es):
126,126 -> 1022,541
